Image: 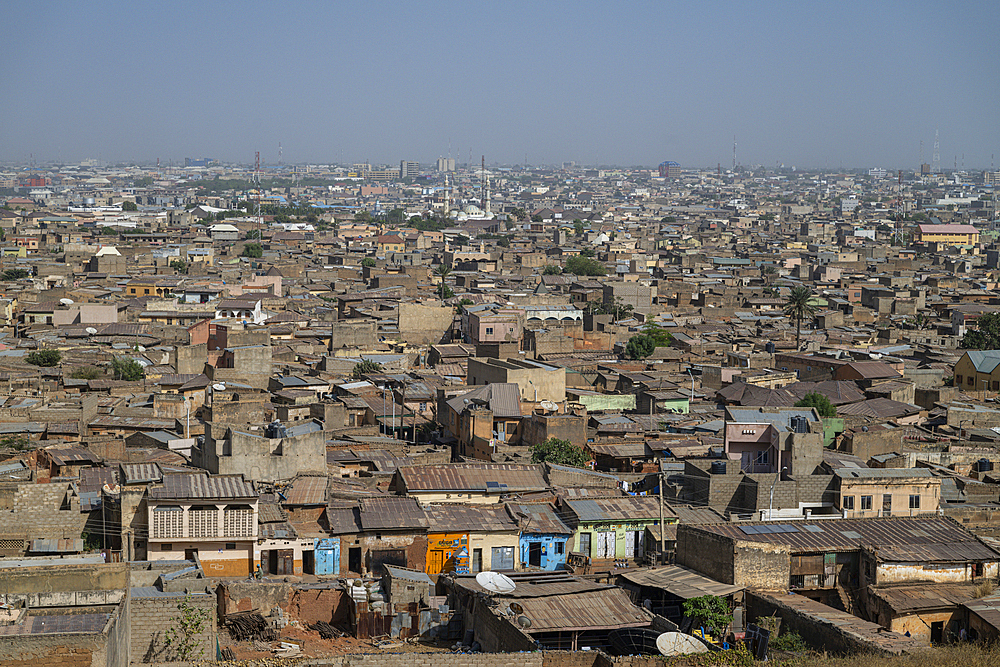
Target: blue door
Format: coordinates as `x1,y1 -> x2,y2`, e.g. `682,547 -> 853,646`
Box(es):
315,538 -> 340,575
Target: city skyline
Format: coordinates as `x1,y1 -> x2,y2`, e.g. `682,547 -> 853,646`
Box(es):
4,0 -> 998,170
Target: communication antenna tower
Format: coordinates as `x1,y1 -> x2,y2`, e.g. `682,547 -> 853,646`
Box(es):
896,170 -> 904,244
278,142 -> 283,166
932,129 -> 940,173
732,136 -> 737,171
255,151 -> 262,241
481,155 -> 486,209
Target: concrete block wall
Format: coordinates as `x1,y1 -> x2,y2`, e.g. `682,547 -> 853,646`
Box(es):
130,593 -> 216,664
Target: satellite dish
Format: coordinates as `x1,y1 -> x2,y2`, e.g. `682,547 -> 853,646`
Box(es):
516,615 -> 532,629
540,400 -> 558,412
59,298 -> 74,305
85,327 -> 98,335
508,602 -> 524,615
476,571 -> 516,595
212,383 -> 226,391
135,345 -> 146,352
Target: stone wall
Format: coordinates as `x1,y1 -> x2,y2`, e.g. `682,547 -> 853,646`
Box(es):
130,591 -> 216,664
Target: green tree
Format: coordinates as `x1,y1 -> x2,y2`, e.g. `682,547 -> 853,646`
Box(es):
361,257 -> 376,268
530,437 -> 588,468
1,268 -> 30,281
241,243 -> 263,258
245,229 -> 261,240
70,366 -> 100,380
458,298 -> 474,307
385,208 -> 406,226
682,595 -> 732,637
164,596 -> 211,661
110,357 -> 144,381
510,207 -> 527,221
579,246 -> 596,258
640,322 -> 672,347
352,359 -> 384,378
435,263 -> 453,299
761,264 -> 778,285
783,285 -> 818,351
121,200 -> 138,211
564,255 -> 606,276
26,350 -> 61,367
169,260 -> 187,274
961,312 -> 1000,350
573,220 -> 584,236
794,391 -> 837,418
625,335 -> 655,360
661,216 -> 677,223
0,435 -> 30,451
497,235 -> 511,248
440,284 -> 455,299
542,265 -> 562,275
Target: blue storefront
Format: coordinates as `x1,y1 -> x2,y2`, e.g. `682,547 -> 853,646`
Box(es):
509,503 -> 572,571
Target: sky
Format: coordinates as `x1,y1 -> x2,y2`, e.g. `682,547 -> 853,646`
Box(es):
3,0 -> 998,170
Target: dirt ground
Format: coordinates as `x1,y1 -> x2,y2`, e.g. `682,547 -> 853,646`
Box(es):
219,622 -> 457,660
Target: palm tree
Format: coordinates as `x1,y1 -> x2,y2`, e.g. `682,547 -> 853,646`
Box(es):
435,263 -> 452,299
783,285 -> 818,351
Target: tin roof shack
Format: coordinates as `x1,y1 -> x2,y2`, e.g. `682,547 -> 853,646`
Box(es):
356,496 -> 429,576
0,481 -> 89,558
383,564 -> 433,608
146,472 -> 258,577
963,592 -> 1000,642
617,564 -> 743,625
677,516 -> 996,610
0,557 -> 130,667
834,468 -> 941,518
857,532 -> 1000,639
508,502 -> 573,572
446,571 -> 654,652
865,583 -> 979,645
390,463 -> 548,505
557,496 -> 677,568
423,503 -> 519,576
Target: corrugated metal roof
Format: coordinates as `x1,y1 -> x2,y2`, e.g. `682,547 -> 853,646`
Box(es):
870,583 -> 977,613
120,462 -> 162,484
445,383 -> 522,418
513,588 -> 652,632
358,497 -> 428,530
620,564 -> 743,598
689,516 -> 1000,557
281,475 -> 327,506
506,503 -> 572,535
149,472 -> 256,500
398,463 -> 546,493
424,504 -> 517,532
562,496 -> 675,523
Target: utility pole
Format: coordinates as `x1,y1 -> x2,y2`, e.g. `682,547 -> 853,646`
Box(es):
658,468 -> 665,564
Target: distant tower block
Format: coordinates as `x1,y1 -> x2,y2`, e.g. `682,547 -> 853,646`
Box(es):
658,161 -> 680,178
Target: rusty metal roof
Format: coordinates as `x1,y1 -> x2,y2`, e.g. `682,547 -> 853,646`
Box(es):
325,504 -> 362,535
870,583 -> 977,614
511,588 -> 652,632
358,496 -> 428,531
562,496 -> 676,524
689,516 -> 999,557
281,474 -> 327,506
119,462 -> 162,484
423,504 -> 517,533
149,472 -> 256,500
397,463 -> 546,493
620,565 -> 743,599
506,503 -> 572,535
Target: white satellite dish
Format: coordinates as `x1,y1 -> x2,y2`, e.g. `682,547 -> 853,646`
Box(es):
516,615 -> 532,629
59,298 -> 74,305
656,632 -> 710,657
135,345 -> 146,352
476,571 -> 516,595
540,400 -> 558,412
212,383 -> 226,391
85,327 -> 98,335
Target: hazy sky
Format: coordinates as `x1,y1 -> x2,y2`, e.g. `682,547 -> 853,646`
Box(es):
4,0 -> 998,169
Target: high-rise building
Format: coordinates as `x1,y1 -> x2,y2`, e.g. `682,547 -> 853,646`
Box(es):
400,161 -> 420,178
436,157 -> 455,172
658,161 -> 680,178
